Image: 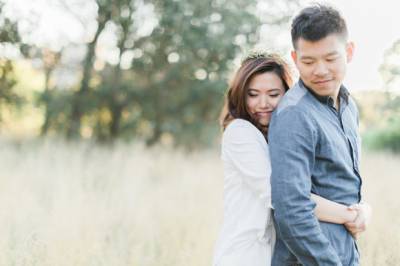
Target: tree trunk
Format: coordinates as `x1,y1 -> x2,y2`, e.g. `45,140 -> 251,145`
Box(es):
40,67 -> 52,136
67,6 -> 111,138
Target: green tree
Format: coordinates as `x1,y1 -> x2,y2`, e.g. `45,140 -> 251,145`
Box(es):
92,0 -> 138,140
3,0 -> 300,147
0,1 -> 23,124
129,0 -> 299,147
67,0 -> 114,138
370,39 -> 400,151
379,39 -> 400,113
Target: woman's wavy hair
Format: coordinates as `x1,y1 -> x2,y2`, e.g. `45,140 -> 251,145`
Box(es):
220,52 -> 293,133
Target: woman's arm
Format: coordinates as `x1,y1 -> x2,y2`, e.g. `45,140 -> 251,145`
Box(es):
311,194 -> 357,224
222,120 -> 270,195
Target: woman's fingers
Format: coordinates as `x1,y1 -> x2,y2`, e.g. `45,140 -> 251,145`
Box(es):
345,202 -> 373,238
347,204 -> 360,211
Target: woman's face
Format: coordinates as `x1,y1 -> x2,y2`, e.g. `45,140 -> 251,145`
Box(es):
246,71 -> 286,128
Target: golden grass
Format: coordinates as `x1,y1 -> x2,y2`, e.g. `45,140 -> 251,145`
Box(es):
0,139 -> 398,265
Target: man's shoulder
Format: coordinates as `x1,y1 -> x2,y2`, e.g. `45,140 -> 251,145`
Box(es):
275,82 -> 314,116
347,95 -> 359,114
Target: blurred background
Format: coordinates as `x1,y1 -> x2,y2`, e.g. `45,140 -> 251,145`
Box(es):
0,0 -> 399,265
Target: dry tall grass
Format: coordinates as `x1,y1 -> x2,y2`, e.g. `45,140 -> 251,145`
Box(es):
0,139 -> 398,265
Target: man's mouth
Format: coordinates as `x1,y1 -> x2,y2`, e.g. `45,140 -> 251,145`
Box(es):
313,79 -> 333,84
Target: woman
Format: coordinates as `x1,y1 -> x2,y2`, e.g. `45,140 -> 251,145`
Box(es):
213,52 -> 371,266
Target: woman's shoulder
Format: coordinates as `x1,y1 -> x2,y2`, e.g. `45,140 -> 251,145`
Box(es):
223,119 -> 265,143
224,118 -> 258,134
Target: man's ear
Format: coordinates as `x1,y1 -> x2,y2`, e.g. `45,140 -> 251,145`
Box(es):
291,50 -> 297,64
346,41 -> 355,63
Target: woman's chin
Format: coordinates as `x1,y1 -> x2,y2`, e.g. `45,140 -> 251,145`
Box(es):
258,119 -> 270,128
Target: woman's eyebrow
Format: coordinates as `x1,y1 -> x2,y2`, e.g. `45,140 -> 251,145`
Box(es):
268,88 -> 281,92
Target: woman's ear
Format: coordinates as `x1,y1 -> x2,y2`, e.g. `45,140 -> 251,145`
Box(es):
291,50 -> 298,65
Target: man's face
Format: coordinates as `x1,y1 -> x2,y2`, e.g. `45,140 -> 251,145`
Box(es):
291,34 -> 354,98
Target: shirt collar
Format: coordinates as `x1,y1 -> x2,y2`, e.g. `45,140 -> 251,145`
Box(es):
299,79 -> 350,107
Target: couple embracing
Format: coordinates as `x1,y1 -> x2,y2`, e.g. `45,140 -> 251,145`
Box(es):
213,4 -> 372,266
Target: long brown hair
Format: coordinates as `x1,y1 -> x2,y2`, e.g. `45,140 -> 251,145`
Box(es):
220,52 -> 293,134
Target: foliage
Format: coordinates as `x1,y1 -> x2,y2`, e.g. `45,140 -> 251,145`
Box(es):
366,39 -> 400,152
2,0 -> 300,148
363,116 -> 400,152
0,1 -> 23,123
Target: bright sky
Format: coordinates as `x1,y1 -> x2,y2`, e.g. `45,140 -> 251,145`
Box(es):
3,0 -> 400,91
307,0 -> 400,91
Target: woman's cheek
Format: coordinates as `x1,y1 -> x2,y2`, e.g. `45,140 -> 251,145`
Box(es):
270,98 -> 280,109
246,98 -> 255,112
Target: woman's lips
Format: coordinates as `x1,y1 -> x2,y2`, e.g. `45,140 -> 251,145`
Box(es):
255,111 -> 272,117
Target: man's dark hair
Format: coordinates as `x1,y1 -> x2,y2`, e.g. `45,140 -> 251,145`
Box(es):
291,4 -> 348,49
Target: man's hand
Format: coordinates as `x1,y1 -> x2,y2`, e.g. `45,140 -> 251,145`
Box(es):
344,202 -> 372,239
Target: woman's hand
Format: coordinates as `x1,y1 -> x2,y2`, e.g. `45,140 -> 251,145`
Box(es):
344,202 -> 372,239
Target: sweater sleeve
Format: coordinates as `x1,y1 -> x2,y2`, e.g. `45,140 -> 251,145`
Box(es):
222,120 -> 271,197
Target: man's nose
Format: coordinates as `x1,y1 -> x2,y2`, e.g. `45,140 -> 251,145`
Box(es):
313,62 -> 329,76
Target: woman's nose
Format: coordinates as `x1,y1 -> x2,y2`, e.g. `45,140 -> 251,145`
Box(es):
259,95 -> 270,108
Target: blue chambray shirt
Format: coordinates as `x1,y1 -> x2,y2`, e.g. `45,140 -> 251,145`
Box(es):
268,80 -> 362,266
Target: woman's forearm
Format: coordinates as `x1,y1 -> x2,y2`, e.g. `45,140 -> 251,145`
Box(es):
311,194 -> 357,224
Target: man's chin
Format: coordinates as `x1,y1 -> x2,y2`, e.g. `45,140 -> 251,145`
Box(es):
310,86 -> 336,97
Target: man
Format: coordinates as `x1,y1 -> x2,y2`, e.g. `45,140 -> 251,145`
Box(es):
269,4 -> 363,265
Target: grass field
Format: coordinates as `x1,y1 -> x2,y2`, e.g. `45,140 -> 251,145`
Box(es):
0,139 -> 398,265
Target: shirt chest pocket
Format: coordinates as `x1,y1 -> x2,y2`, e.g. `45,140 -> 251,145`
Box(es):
346,129 -> 361,172
316,132 -> 349,162
341,109 -> 361,172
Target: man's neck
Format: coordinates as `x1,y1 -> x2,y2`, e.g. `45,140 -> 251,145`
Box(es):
299,79 -> 342,108
334,95 -> 340,111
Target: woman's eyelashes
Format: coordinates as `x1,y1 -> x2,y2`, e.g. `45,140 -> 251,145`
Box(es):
247,92 -> 280,98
